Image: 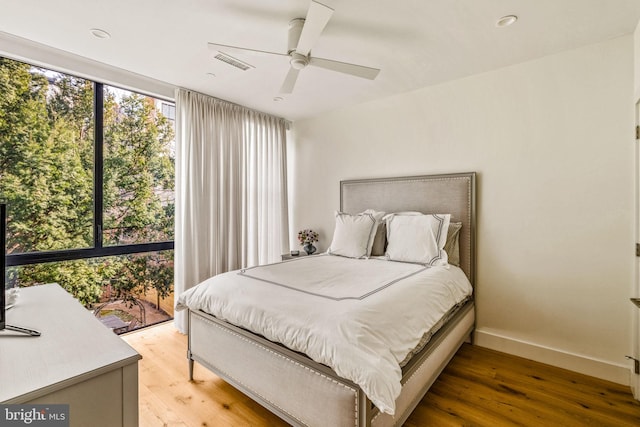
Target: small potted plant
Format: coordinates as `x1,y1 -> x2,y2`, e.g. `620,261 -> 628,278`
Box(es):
298,229 -> 319,255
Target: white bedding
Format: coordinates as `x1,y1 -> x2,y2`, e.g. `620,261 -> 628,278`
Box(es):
176,254 -> 472,415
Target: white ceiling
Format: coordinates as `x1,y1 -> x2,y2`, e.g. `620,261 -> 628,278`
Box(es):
0,0 -> 639,121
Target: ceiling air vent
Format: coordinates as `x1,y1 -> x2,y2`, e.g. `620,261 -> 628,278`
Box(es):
213,52 -> 254,71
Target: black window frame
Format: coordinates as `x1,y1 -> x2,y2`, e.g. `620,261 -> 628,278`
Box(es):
6,80 -> 174,268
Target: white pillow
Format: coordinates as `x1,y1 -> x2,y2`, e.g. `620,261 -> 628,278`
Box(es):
328,211 -> 378,258
384,213 -> 451,265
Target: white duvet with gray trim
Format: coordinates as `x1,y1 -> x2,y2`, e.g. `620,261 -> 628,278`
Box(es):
176,254 -> 472,415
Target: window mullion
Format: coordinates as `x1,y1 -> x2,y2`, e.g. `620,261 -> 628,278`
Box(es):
94,82 -> 104,249
6,241 -> 175,267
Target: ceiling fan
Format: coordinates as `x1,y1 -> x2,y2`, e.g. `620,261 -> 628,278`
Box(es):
208,0 -> 380,94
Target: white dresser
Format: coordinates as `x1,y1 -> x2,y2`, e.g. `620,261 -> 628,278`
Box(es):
0,283 -> 141,427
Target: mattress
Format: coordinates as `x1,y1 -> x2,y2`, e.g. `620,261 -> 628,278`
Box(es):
176,254 -> 472,415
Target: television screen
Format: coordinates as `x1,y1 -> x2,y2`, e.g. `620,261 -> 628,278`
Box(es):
0,203 -> 39,336
1,203 -> 6,330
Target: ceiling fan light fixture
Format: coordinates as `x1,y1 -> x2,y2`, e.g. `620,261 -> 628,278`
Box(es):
290,53 -> 309,70
496,15 -> 518,27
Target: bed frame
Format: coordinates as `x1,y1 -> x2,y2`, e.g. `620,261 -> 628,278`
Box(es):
187,172 -> 476,427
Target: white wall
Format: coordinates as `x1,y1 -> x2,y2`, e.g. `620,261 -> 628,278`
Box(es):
635,21 -> 640,101
289,35 -> 635,384
632,19 -> 640,398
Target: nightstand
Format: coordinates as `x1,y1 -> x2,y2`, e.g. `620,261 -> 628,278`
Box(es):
282,251 -> 309,261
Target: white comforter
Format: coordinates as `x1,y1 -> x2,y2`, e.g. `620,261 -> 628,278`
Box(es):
176,254 -> 472,415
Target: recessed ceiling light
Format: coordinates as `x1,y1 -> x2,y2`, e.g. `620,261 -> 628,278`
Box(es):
89,28 -> 111,39
206,72 -> 216,77
496,15 -> 518,28
273,96 -> 284,102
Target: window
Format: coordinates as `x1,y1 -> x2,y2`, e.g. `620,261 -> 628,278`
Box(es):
0,57 -> 175,331
102,86 -> 175,245
0,65 -> 94,253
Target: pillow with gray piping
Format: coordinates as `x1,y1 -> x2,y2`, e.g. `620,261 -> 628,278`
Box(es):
328,211 -> 378,258
384,213 -> 450,265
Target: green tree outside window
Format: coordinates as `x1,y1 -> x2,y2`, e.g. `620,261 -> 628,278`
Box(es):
0,57 -> 174,312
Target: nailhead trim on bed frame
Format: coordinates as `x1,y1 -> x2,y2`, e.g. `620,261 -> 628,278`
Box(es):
195,313 -> 360,427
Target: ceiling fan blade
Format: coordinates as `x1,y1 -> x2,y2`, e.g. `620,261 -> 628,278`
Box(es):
208,42 -> 288,58
295,1 -> 334,56
309,57 -> 380,80
280,67 -> 300,94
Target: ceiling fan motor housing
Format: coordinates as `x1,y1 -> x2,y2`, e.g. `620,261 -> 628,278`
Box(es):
290,53 -> 309,70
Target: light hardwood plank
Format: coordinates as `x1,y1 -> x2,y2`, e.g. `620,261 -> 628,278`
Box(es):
124,323 -> 640,426
124,323 -> 286,427
407,344 -> 640,427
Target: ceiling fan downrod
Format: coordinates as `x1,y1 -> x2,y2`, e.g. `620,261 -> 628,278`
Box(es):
287,18 -> 309,70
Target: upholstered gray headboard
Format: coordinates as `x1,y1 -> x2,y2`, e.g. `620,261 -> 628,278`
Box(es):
340,172 -> 476,286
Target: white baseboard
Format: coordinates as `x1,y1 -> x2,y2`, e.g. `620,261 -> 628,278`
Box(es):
632,370 -> 640,399
474,328 -> 631,386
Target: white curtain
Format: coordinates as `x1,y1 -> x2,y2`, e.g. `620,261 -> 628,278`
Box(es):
173,89 -> 289,333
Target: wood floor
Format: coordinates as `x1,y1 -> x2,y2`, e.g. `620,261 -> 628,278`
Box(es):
123,322 -> 640,426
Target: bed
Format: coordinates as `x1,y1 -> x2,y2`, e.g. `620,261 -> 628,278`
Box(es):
178,172 -> 476,427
